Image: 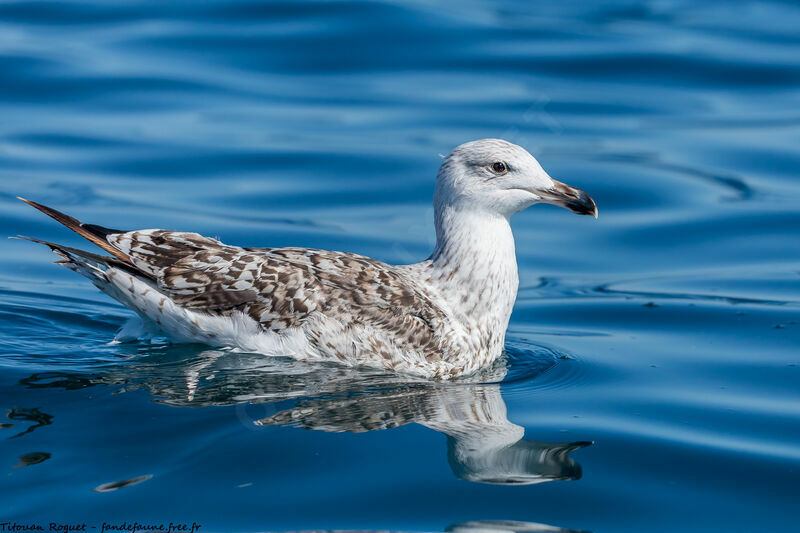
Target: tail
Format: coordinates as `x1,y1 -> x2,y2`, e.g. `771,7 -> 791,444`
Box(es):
15,199 -> 181,344
11,235 -> 128,284
16,197 -> 132,264
12,235 -> 165,343
14,197 -> 155,288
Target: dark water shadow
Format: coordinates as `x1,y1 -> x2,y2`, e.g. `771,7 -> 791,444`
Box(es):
14,451 -> 51,468
5,406 -> 53,439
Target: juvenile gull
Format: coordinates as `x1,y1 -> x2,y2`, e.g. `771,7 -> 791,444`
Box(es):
17,139 -> 597,379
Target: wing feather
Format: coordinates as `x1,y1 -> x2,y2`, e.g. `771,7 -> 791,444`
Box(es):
103,230 -> 446,359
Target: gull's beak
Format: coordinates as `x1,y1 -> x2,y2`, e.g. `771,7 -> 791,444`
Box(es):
540,179 -> 598,218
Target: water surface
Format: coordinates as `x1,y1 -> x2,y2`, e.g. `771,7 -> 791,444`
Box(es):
1,1 -> 799,531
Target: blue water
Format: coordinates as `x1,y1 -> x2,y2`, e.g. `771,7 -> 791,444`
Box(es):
1,1 -> 799,531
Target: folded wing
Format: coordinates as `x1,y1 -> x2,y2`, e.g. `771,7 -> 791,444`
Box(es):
18,198 -> 448,363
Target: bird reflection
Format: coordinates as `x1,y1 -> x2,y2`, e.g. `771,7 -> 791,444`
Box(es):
258,382 -> 589,485
19,346 -> 590,485
448,519 -> 588,533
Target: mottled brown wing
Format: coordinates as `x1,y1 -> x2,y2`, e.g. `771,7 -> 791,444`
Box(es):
107,230 -> 445,355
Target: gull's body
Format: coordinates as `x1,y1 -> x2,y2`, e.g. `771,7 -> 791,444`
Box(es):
18,139 -> 596,379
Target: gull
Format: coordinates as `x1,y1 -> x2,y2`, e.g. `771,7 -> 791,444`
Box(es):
17,139 -> 597,379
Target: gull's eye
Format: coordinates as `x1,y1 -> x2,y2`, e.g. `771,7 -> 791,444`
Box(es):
491,161 -> 508,174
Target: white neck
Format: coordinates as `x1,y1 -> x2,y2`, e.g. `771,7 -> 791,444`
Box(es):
425,204 -> 519,335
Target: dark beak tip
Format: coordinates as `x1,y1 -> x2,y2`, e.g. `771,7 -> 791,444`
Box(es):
565,190 -> 598,218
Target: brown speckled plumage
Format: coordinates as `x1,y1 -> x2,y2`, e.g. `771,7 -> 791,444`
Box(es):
110,229 -> 449,365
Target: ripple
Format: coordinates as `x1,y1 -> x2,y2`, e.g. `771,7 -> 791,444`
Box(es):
591,283 -> 794,307
4,406 -> 53,439
590,152 -> 757,201
502,340 -> 588,394
590,273 -> 800,307
93,474 -> 153,493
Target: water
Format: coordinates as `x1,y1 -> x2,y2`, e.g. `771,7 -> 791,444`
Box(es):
1,0 -> 798,531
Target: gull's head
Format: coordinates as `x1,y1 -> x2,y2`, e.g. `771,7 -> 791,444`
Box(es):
435,138 -> 597,219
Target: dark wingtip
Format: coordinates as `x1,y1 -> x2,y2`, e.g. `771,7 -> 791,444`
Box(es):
17,197 -> 49,212
16,197 -> 132,264
13,234 -> 46,244
12,235 -> 64,252
17,196 -> 76,222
